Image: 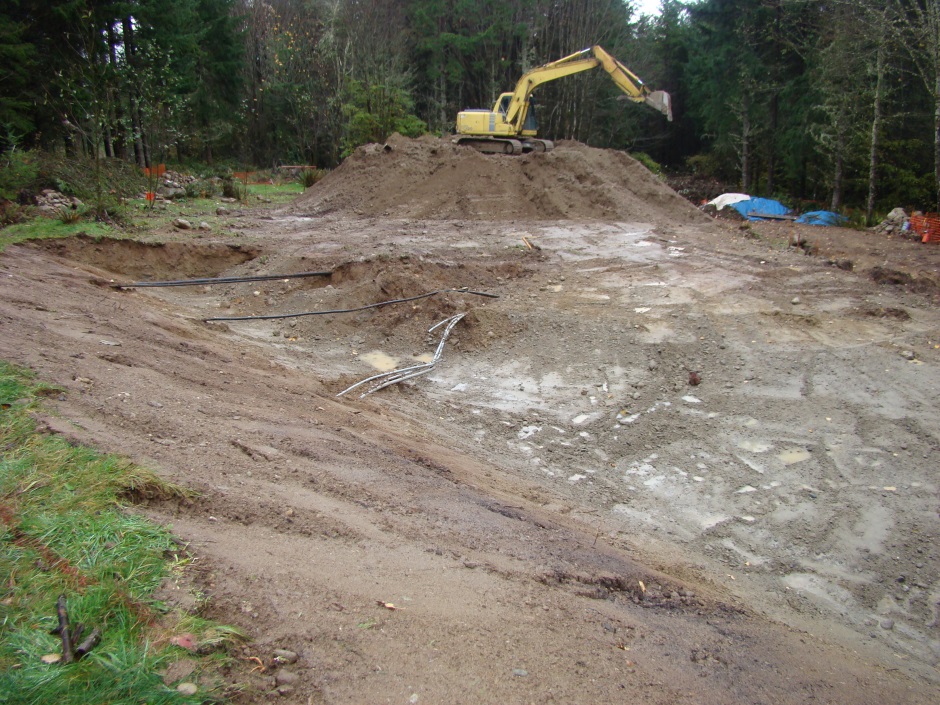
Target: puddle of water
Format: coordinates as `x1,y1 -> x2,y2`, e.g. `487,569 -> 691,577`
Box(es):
778,448 -> 812,465
738,440 -> 773,453
359,350 -> 399,371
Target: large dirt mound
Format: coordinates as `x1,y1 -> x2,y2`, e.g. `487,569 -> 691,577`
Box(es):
293,134 -> 709,222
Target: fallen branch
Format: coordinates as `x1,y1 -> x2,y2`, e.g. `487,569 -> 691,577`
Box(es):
51,595 -> 101,663
55,594 -> 74,663
337,313 -> 465,398
74,627 -> 102,658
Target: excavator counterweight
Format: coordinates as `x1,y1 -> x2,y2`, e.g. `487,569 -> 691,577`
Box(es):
455,46 -> 671,154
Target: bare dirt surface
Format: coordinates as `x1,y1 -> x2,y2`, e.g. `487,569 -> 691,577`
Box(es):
2,137 -> 939,704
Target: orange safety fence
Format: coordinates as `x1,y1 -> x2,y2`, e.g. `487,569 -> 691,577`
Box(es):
143,164 -> 166,177
909,213 -> 940,243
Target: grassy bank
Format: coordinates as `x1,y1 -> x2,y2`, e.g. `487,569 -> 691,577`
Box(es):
0,362 -> 242,704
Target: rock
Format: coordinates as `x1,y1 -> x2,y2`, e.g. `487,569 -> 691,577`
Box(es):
273,649 -> 298,664
162,659 -> 196,685
648,359 -> 658,371
34,190 -> 84,215
880,619 -> 895,630
198,221 -> 211,230
277,685 -> 295,696
172,218 -> 192,230
275,670 -> 299,686
176,682 -> 198,696
216,207 -> 229,216
160,187 -> 187,199
900,350 -> 915,361
791,297 -> 800,305
512,668 -> 528,677
873,207 -> 909,235
885,207 -> 908,223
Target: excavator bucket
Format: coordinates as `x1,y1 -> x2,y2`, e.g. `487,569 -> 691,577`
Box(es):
645,90 -> 673,122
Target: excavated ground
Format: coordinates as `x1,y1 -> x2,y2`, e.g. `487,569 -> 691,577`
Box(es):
1,137 -> 939,704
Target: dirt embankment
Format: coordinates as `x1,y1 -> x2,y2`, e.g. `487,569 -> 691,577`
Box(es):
292,134 -> 710,224
1,136 -> 939,704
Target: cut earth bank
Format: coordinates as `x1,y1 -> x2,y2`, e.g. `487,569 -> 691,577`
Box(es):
1,136 -> 938,704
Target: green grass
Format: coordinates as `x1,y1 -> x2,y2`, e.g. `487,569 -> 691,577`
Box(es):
122,182 -> 303,235
0,362 -> 243,705
0,176 -> 305,253
0,219 -> 114,253
247,182 -> 304,204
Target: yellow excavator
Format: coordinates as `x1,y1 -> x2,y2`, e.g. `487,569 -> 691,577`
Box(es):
455,45 -> 672,155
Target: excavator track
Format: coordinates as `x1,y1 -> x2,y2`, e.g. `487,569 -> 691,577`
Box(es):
455,137 -> 553,155
456,137 -> 523,155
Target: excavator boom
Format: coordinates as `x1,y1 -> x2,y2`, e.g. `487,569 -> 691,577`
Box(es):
504,46 -> 672,129
456,45 -> 671,154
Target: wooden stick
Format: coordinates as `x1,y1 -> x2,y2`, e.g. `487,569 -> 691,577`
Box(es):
75,627 -> 102,659
56,594 -> 74,664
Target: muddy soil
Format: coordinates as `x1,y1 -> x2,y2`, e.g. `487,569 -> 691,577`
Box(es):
1,138 -> 938,704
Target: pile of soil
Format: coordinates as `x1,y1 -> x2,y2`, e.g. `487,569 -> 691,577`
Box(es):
292,134 -> 710,223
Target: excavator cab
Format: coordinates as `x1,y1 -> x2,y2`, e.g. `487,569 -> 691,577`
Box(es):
495,93 -> 538,133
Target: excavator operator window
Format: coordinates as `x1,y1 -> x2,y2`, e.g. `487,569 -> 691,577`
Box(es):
524,100 -> 539,132
497,95 -> 511,116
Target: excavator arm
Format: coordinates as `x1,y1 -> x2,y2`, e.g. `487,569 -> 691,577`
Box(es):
503,46 -> 673,130
455,45 -> 671,154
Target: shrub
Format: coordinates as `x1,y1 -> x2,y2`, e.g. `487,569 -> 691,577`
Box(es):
58,204 -> 87,224
36,152 -> 146,205
0,199 -> 29,226
185,178 -> 220,199
0,149 -> 40,201
631,152 -> 663,176
299,168 -> 326,188
221,178 -> 246,200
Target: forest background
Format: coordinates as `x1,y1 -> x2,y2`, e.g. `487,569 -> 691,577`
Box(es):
2,0 -> 939,221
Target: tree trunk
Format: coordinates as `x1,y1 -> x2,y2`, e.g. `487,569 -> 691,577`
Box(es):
740,91 -> 752,192
766,91 -> 778,195
106,22 -> 124,160
935,71 -> 940,210
831,151 -> 844,211
866,31 -> 886,226
122,17 -> 147,169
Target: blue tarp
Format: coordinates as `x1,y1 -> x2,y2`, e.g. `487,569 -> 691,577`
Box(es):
795,210 -> 848,226
730,197 -> 791,221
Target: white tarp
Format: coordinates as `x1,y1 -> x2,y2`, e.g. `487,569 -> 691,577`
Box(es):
707,193 -> 750,210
